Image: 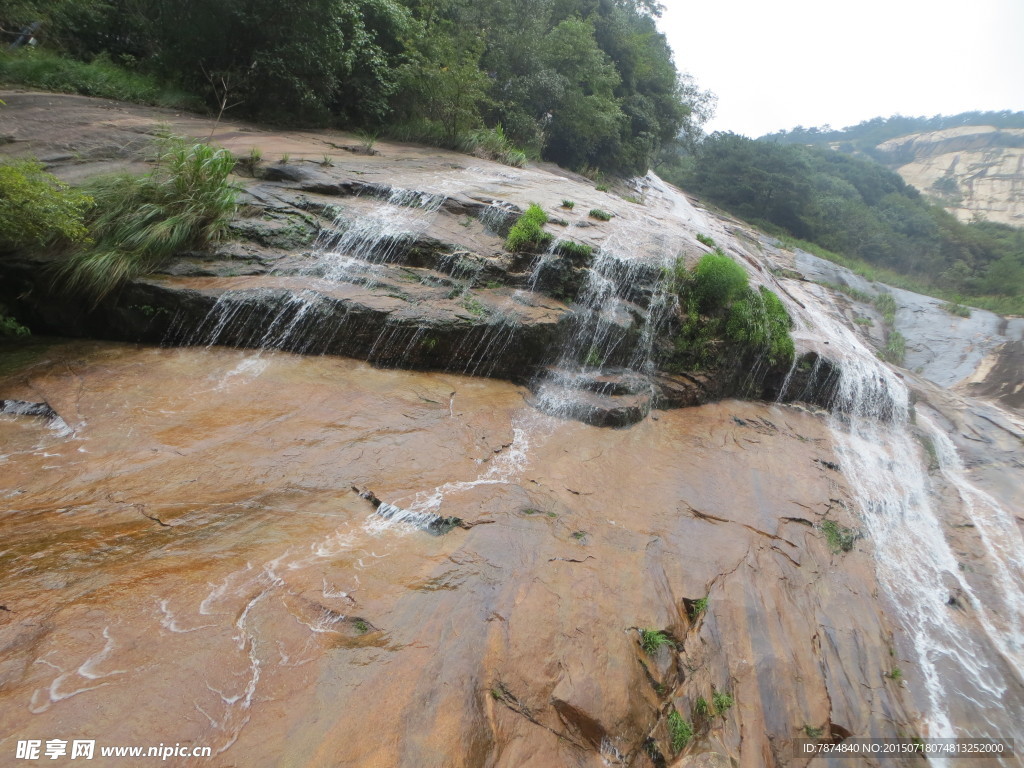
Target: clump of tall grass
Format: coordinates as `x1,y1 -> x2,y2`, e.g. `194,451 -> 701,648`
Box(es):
56,137 -> 237,302
505,203 -> 552,252
0,49 -> 198,109
460,124 -> 526,167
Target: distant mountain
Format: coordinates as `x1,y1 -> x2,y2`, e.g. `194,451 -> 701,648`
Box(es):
763,112 -> 1024,228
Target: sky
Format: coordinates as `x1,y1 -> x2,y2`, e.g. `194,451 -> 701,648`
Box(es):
657,0 -> 1024,138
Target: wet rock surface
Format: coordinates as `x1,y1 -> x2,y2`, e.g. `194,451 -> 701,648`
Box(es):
2,93 -> 1023,767
0,341 -> 921,767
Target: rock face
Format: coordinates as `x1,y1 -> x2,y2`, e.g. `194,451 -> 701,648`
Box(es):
875,126 -> 1024,226
1,93 -> 1023,768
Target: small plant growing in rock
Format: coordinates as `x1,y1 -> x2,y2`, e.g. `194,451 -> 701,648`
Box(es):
354,619 -> 369,634
712,690 -> 734,714
279,153 -> 291,164
690,596 -> 708,619
668,710 -> 693,753
696,233 -> 716,247
694,696 -> 710,717
942,302 -> 971,318
556,240 -> 593,260
639,628 -> 674,655
588,208 -> 612,221
571,530 -> 588,542
595,183 -> 609,192
505,203 -> 553,252
321,154 -> 334,167
886,667 -> 903,682
561,199 -> 575,209
804,724 -> 824,739
821,519 -> 859,553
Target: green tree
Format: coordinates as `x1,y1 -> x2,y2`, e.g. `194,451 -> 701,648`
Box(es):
0,158 -> 91,250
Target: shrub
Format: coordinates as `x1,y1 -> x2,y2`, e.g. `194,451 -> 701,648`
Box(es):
696,233 -> 716,247
56,137 -> 237,302
724,285 -> 795,366
505,203 -> 552,253
639,628 -> 674,655
693,250 -> 748,313
561,199 -> 575,209
588,208 -> 612,221
668,710 -> 693,753
0,158 -> 91,250
694,697 -> 710,717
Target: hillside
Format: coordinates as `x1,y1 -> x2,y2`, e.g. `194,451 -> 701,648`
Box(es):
764,112 -> 1024,228
875,125 -> 1024,227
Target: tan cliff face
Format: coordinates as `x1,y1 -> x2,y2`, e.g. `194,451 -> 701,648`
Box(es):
875,126 -> 1024,227
1,93 -> 1023,767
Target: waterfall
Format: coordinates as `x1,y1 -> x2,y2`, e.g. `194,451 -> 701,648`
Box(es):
779,276 -> 1024,758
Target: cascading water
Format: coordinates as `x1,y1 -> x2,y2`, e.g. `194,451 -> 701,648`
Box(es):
777,276 -> 1024,760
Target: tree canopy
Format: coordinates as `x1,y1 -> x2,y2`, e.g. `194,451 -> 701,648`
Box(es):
0,0 -> 710,173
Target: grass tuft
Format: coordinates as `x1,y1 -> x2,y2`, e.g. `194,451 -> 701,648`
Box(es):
505,203 -> 552,253
55,137 -> 237,303
668,710 -> 693,753
639,628 -> 674,655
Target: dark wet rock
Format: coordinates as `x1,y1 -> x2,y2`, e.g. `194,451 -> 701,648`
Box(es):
1,399 -> 58,420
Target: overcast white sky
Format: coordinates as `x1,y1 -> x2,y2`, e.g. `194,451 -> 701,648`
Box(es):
657,0 -> 1024,138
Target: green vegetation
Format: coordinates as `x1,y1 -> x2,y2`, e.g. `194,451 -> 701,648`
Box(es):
1,0 -> 709,175
354,619 -> 369,634
556,241 -> 593,260
690,596 -> 708,619
1,306 -> 30,337
570,530 -> 587,541
821,519 -> 859,553
886,667 -> 903,682
595,183 -> 609,192
712,690 -> 734,714
667,252 -> 795,373
696,233 -> 716,248
854,317 -> 873,326
561,199 -> 575,209
667,710 -> 693,753
588,208 -> 612,221
880,329 -> 906,365
0,48 -> 197,109
694,697 -> 710,717
0,158 -> 91,249
942,302 -> 971,318
804,724 -> 824,739
56,137 -> 237,303
874,293 -> 897,324
662,132 -> 1024,315
505,204 -> 552,253
639,628 -> 674,655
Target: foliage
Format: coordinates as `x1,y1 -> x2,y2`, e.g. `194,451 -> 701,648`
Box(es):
556,240 -> 593,260
0,305 -> 30,337
459,124 -> 526,167
694,697 -> 709,717
712,690 -> 733,714
668,710 -> 693,753
886,667 -> 903,682
724,286 -> 795,366
696,233 -> 715,247
692,250 -> 748,313
561,199 -> 575,209
56,137 -> 236,302
690,596 -> 708,618
639,628 -> 674,655
505,203 -> 551,253
880,329 -> 906,365
0,48 -> 197,108
874,293 -> 897,324
354,619 -> 369,634
942,302 -> 971,318
666,131 -> 1024,315
821,520 -> 859,553
588,209 -> 612,221
0,158 -> 91,249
